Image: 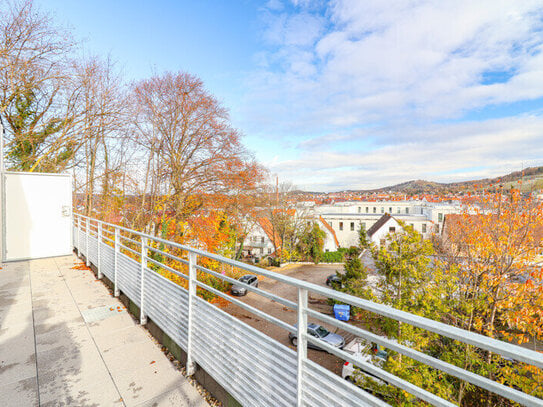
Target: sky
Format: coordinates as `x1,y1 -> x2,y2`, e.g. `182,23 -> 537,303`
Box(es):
35,0 -> 543,192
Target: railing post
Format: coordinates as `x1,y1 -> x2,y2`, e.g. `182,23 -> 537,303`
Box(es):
75,215 -> 80,258
186,251 -> 197,376
114,227 -> 120,297
85,218 -> 90,267
297,287 -> 308,407
140,236 -> 147,325
97,222 -> 103,279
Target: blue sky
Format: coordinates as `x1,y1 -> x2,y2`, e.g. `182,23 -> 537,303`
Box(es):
36,0 -> 543,191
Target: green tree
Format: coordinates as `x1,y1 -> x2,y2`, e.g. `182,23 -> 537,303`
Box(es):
297,223 -> 326,263
7,87 -> 74,171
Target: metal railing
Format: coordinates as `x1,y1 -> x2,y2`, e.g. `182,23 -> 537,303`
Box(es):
72,213 -> 543,407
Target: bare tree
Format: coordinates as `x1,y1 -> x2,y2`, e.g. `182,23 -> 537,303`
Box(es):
130,71 -> 255,222
71,56 -> 127,216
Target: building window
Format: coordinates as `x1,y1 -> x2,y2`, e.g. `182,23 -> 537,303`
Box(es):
350,222 -> 354,231
389,207 -> 392,213
435,224 -> 440,234
405,207 -> 409,214
339,222 -> 343,231
268,248 -> 271,254
389,227 -> 396,233
261,237 -> 265,244
422,224 -> 426,233
366,207 -> 369,213
260,248 -> 263,254
438,213 -> 443,222
373,207 -> 376,213
358,207 -> 361,213
381,207 -> 384,213
397,208 -> 401,214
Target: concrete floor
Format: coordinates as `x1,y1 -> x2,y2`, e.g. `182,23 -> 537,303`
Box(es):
0,255 -> 208,407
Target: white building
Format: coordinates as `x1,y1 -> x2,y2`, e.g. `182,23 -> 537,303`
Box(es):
309,200 -> 463,248
242,217 -> 276,259
366,213 -> 402,247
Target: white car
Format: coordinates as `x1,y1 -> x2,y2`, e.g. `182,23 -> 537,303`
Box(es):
342,338 -> 388,387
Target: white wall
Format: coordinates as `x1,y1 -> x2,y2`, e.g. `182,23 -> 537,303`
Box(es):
314,200 -> 463,246
243,222 -> 275,257
369,217 -> 402,247
3,172 -> 72,261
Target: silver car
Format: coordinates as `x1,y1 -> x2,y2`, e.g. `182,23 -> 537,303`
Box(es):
289,323 -> 345,350
231,274 -> 258,296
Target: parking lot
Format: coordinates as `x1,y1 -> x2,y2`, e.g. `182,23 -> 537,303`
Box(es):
220,263 -> 355,375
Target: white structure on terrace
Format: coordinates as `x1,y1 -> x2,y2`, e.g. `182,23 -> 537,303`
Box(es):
309,200 -> 463,249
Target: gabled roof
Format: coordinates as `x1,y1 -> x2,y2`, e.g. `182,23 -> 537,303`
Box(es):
367,213 -> 392,237
257,217 -> 282,248
319,216 -> 339,247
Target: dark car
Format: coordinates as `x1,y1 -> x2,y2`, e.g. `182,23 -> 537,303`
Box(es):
326,274 -> 342,288
231,274 -> 258,296
289,323 -> 345,351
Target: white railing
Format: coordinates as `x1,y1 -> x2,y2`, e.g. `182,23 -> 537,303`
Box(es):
73,214 -> 543,407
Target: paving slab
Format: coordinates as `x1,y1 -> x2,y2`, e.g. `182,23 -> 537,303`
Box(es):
0,375 -> 39,407
0,255 -> 208,407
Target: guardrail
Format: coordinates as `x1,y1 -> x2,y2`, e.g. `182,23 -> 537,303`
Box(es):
73,213 -> 543,407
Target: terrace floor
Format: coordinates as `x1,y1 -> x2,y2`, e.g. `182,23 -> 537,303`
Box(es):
0,255 -> 208,407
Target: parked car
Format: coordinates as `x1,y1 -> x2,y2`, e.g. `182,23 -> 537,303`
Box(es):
342,338 -> 388,391
289,323 -> 345,350
326,274 -> 342,288
231,274 -> 258,296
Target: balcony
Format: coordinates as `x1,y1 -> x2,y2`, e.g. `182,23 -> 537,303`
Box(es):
72,214 -> 543,406
0,256 -> 207,406
3,212 -> 541,406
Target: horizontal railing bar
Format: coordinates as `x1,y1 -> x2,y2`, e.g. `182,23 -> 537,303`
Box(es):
189,338 -> 274,407
195,264 -> 298,310
195,279 -> 296,334
192,317 -> 298,396
304,335 -> 456,407
118,243 -> 140,257
144,259 -> 188,280
306,309 -> 540,407
146,245 -> 189,266
73,213 -> 543,370
193,303 -> 297,371
302,361 -> 389,407
119,235 -> 140,245
102,235 -> 114,244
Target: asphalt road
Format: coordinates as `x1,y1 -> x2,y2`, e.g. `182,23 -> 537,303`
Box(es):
220,263 -> 352,375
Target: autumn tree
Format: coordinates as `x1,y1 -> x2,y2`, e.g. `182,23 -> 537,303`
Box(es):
130,72 -> 257,226
440,190 -> 543,404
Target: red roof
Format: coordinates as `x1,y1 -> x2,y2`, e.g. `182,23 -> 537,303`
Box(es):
257,217 -> 282,248
319,216 -> 339,248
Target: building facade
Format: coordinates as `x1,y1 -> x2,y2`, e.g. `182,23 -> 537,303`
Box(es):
309,200 -> 463,249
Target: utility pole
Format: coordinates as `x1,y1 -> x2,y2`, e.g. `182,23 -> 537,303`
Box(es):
276,175 -> 279,207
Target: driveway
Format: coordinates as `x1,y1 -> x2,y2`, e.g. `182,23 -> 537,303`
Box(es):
220,263 -> 351,375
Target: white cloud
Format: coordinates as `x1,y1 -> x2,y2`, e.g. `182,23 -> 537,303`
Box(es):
239,1 -> 543,190
266,115 -> 543,191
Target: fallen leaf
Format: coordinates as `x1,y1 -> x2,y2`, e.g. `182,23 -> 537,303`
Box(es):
150,361 -> 156,364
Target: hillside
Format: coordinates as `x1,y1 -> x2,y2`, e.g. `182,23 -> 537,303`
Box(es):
355,166 -> 543,195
